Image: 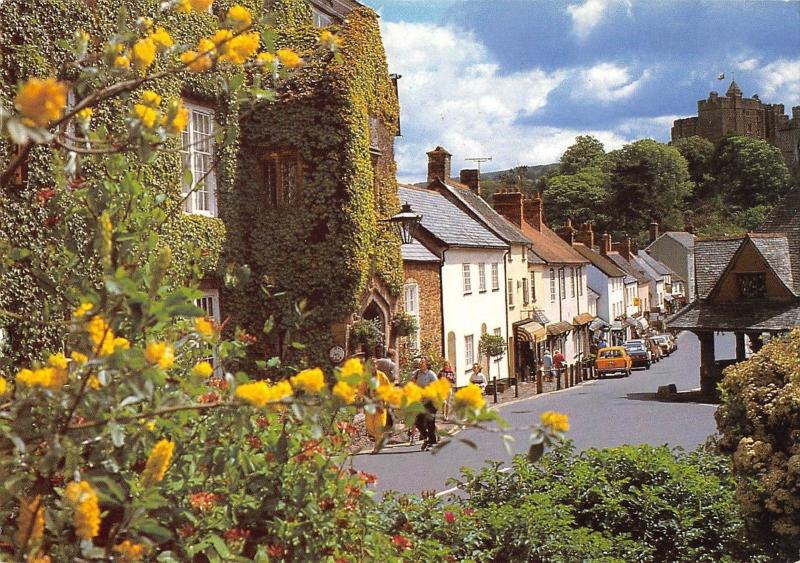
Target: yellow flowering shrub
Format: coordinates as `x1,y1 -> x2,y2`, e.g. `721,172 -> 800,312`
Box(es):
145,342 -> 175,369
14,77 -> 68,127
113,540 -> 147,561
540,411 -> 570,433
340,357 -> 364,379
132,37 -> 157,70
195,317 -> 215,338
421,377 -> 451,406
177,0 -> 213,12
454,384 -> 485,411
277,48 -> 302,68
290,367 -> 325,394
227,5 -> 252,31
235,380 -> 293,407
0,376 -> 7,395
14,496 -> 44,547
64,481 -> 100,540
191,361 -> 214,379
332,381 -> 356,404
141,439 -> 175,486
149,27 -> 174,50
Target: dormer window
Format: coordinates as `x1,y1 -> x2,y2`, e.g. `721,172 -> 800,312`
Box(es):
737,272 -> 766,298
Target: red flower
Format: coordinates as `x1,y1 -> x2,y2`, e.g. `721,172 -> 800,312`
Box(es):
247,435 -> 262,449
256,415 -> 269,428
266,544 -> 286,558
178,523 -> 196,538
189,491 -> 218,512
199,391 -> 220,404
391,535 -> 412,550
208,377 -> 229,390
444,511 -> 456,524
69,176 -> 86,190
357,470 -> 378,485
35,187 -> 55,204
464,507 -> 475,516
44,214 -> 60,228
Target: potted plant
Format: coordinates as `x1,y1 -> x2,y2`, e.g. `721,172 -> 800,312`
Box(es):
391,312 -> 418,337
479,333 -> 507,396
349,318 -> 384,353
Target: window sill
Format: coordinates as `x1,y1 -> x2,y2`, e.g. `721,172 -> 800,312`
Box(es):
479,289 -> 487,294
464,292 -> 472,296
492,288 -> 500,292
183,209 -> 218,219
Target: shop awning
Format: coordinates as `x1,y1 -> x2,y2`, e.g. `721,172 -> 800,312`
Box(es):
573,313 -> 594,326
514,319 -> 547,342
546,321 -> 573,337
664,294 -> 674,302
589,318 -> 610,332
639,317 -> 649,330
611,320 -> 623,331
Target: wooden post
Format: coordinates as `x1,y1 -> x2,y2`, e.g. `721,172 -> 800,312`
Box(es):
556,368 -> 562,390
536,366 -> 543,394
697,331 -> 717,399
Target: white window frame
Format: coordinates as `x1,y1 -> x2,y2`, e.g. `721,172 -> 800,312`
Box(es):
550,268 -> 556,303
464,334 -> 474,370
570,267 -> 575,297
522,277 -> 530,305
507,279 -> 514,306
311,6 -> 333,27
478,263 -> 487,292
462,263 -> 472,294
560,269 -> 566,300
181,101 -> 217,217
403,283 -> 420,352
491,263 -> 500,291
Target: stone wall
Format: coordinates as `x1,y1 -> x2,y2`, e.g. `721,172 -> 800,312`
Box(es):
400,261 -> 442,362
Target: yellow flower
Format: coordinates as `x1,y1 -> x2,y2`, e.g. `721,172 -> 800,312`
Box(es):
227,4 -> 252,30
27,552 -> 51,563
421,377 -> 452,405
192,361 -> 213,379
73,302 -> 93,318
15,77 -> 69,127
454,384 -> 485,411
149,27 -> 174,50
277,48 -> 302,68
114,540 -> 148,561
0,376 -> 7,395
376,383 -> 403,407
333,381 -> 356,404
540,411 -> 570,433
402,381 -> 423,405
48,352 -> 69,370
222,32 -> 259,64
140,90 -> 162,107
256,52 -> 275,68
71,351 -> 88,364
87,375 -> 101,390
141,439 -> 174,486
114,54 -> 131,69
64,481 -> 100,540
145,342 -> 175,369
290,367 -> 325,394
340,357 -> 363,379
177,0 -> 213,12
164,103 -> 188,135
76,107 -> 93,124
319,29 -> 342,48
132,37 -> 156,70
236,380 -> 293,407
210,29 -> 233,52
14,495 -> 44,547
180,44 -> 213,73
270,380 -> 293,402
86,316 -> 116,356
195,316 -> 215,338
134,103 -> 158,128
113,337 -> 130,350
16,367 -> 65,391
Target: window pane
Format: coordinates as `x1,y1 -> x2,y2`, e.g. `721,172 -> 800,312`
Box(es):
281,158 -> 298,206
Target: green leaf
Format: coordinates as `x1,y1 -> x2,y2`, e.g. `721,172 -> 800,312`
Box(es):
137,520 -> 173,540
207,534 -> 234,559
527,442 -> 545,463
109,421 -> 125,447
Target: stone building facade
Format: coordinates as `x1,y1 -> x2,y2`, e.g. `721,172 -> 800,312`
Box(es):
399,242 -> 443,365
671,80 -> 800,177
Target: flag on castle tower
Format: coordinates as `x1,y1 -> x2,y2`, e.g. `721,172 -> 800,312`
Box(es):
717,73 -> 725,80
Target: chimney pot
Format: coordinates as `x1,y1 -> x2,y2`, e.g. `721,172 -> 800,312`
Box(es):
492,191 -> 524,227
523,195 -> 544,232
459,169 -> 481,195
600,233 -> 612,256
649,221 -> 659,243
426,146 -> 452,185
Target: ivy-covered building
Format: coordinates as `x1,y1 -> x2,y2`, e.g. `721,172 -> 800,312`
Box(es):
0,0 -> 403,369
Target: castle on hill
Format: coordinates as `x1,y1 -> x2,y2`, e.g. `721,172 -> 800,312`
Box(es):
671,80 -> 800,178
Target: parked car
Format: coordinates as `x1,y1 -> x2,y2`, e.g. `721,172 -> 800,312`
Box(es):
595,347 -> 632,377
624,340 -> 651,369
651,335 -> 672,356
646,337 -> 664,362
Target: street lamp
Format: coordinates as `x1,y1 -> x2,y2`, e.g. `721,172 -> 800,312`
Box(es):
388,202 -> 421,245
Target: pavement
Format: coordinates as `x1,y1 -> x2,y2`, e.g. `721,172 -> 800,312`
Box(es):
349,331 -> 733,496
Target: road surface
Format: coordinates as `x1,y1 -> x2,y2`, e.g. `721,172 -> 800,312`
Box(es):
351,331 -> 731,496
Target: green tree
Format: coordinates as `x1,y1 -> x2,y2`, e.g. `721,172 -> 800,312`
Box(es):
542,166 -> 611,229
711,135 -> 790,208
607,139 -> 693,235
672,135 -> 715,200
559,135 -> 606,175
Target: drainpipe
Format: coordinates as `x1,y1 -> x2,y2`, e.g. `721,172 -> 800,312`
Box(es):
501,247 -> 515,398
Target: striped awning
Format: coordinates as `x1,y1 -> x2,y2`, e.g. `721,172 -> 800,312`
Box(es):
514,319 -> 547,342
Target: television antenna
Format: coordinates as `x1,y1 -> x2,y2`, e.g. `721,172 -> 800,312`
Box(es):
465,156 -> 492,175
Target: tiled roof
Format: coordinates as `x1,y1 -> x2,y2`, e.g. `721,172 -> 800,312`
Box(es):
572,243 -> 626,278
757,190 -> 800,293
547,321 -> 573,336
638,252 -> 672,277
398,185 -> 507,249
694,237 -> 744,299
517,221 -> 589,265
439,181 -> 532,245
605,253 -> 651,285
667,300 -> 800,331
749,235 -> 795,296
402,239 -> 439,262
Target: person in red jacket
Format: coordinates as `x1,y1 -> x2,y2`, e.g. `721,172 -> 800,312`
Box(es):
553,350 -> 566,378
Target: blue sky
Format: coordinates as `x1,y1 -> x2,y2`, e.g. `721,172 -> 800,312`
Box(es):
365,0 -> 800,182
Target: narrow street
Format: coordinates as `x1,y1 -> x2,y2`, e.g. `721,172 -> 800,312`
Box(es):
351,332 -> 733,495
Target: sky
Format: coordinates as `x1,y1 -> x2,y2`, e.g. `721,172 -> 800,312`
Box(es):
363,0 -> 800,182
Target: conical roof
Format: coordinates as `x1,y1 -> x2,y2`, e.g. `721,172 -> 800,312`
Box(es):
726,80 -> 742,97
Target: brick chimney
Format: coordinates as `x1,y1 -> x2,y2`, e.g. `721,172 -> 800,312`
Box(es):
459,169 -> 480,195
649,221 -> 659,243
612,237 -> 637,260
492,189 -> 523,227
557,218 -> 575,245
523,193 -> 544,232
600,233 -> 612,256
576,222 -> 595,249
426,146 -> 451,184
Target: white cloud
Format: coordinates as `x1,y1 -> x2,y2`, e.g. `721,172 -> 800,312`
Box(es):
755,58 -> 800,102
576,62 -> 651,102
566,0 -> 631,40
381,21 -> 651,182
736,57 -> 760,71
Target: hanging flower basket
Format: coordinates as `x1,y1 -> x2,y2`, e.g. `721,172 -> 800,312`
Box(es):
391,312 -> 418,337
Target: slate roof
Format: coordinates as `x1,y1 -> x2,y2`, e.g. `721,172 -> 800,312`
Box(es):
647,231 -> 695,250
527,250 -> 546,264
694,237 -> 745,299
402,239 -> 439,262
644,250 -> 683,280
572,243 -> 626,278
638,252 -> 672,277
757,189 -> 800,293
668,300 -> 800,332
398,185 -> 507,249
605,253 -> 651,285
750,235 -> 796,296
439,181 -> 532,245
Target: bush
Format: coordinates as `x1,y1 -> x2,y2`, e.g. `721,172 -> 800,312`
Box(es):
716,328 -> 800,559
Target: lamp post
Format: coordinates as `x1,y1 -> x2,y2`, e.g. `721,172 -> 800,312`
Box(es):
388,202 -> 422,245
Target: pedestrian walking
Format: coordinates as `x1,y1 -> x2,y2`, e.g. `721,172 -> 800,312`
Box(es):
553,350 -> 566,380
414,358 -> 439,451
374,347 -> 399,383
469,363 -> 486,392
438,360 -> 456,419
542,349 -> 554,382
